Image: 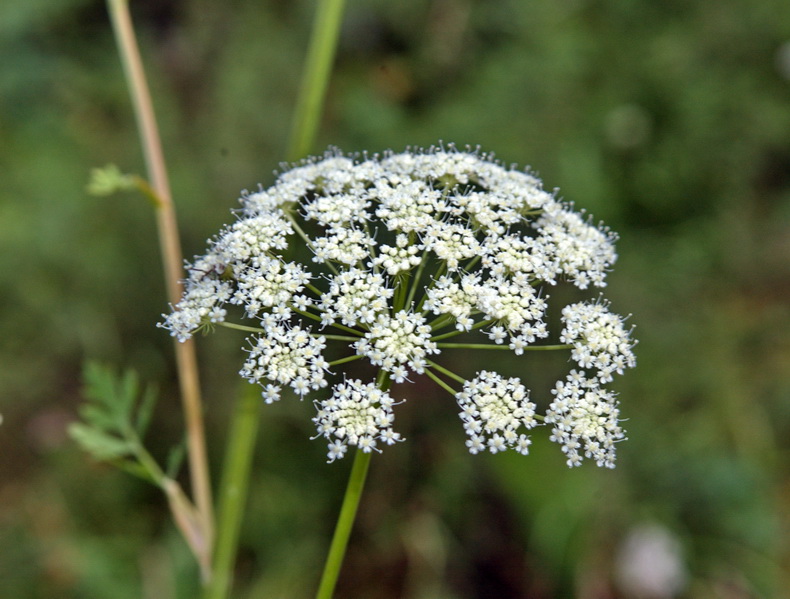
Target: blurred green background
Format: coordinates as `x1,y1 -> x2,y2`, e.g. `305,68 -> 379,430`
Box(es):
2,0 -> 790,597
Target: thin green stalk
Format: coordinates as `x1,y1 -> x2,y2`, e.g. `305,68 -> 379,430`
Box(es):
428,313 -> 455,330
321,334 -> 362,342
461,254 -> 482,273
292,284 -> 367,337
285,211 -> 321,249
287,0 -> 347,161
363,220 -> 380,275
283,212 -> 340,276
329,322 -> 367,336
128,434 -> 167,484
437,343 -> 573,350
393,273 -> 409,313
295,306 -> 326,324
328,354 -> 364,367
107,0 -> 213,578
430,328 -> 463,342
415,260 -> 446,313
424,368 -> 458,396
315,449 -> 373,599
219,321 -> 265,334
315,371 -> 389,599
293,307 -> 366,337
430,318 -> 495,342
425,359 -> 466,385
404,247 -> 430,308
203,385 -> 262,599
306,282 -> 327,297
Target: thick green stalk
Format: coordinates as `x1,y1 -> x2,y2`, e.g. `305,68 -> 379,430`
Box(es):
287,0 -> 347,161
203,385 -> 262,599
315,450 -> 373,599
205,0 -> 349,596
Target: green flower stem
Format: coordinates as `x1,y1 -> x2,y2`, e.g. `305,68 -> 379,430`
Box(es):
219,321 -> 265,334
404,247 -> 431,308
430,329 -> 463,342
363,220 -> 380,271
210,0 -> 347,593
321,334 -> 362,342
296,307 -> 327,324
220,316 -> 363,340
428,313 -> 455,331
437,343 -> 573,351
415,260 -> 446,312
425,360 -> 466,385
316,370 -> 389,599
287,0 -> 347,161
284,212 -> 322,252
461,254 -> 482,273
292,307 -> 365,337
306,282 -> 327,297
315,449 -> 373,599
203,385 -> 262,599
281,214 -> 337,277
328,354 -> 364,367
393,273 -> 409,313
330,322 -> 366,336
429,318 -> 495,342
424,367 -> 459,396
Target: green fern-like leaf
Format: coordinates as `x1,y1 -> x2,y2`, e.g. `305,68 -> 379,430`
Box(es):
69,422 -> 134,460
71,362 -> 164,484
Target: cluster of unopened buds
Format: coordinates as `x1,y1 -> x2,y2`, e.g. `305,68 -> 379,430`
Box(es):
161,146 -> 636,468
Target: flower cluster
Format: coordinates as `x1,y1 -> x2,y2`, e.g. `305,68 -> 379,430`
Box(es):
312,379 -> 402,462
161,146 -> 636,465
239,324 -> 328,397
561,299 -> 637,383
456,371 -> 537,455
545,371 -> 625,468
355,311 -> 438,382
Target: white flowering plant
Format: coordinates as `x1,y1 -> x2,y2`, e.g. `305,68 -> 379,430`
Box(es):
161,147 -> 636,469
73,3 -> 637,596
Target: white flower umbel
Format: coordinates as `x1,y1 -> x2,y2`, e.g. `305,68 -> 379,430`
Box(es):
545,371 -> 625,468
232,256 -> 311,318
424,274 -> 481,331
476,272 -> 549,346
313,379 -> 402,462
355,311 -> 438,381
372,234 -> 424,276
455,371 -> 537,455
239,323 -> 329,398
561,299 -> 637,383
160,145 -> 635,465
319,268 -> 392,327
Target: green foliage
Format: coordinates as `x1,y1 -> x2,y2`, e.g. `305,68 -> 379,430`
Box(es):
69,363 -> 162,484
86,164 -> 137,197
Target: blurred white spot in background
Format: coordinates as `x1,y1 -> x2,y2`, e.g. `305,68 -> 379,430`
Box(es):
615,523 -> 687,599
775,41 -> 790,81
